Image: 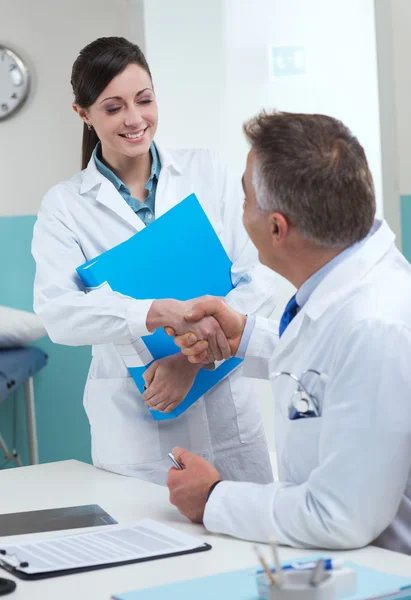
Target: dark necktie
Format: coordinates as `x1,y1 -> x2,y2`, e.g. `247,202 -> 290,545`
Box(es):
279,294 -> 299,337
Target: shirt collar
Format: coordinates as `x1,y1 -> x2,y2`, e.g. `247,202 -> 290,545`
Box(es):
93,142 -> 161,194
296,221 -> 379,309
149,142 -> 161,181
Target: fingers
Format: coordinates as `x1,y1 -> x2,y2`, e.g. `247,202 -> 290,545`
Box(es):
189,351 -> 208,363
206,333 -> 223,362
142,385 -> 157,402
142,361 -> 157,388
174,336 -> 208,354
205,348 -> 216,363
164,326 -> 176,336
187,352 -> 209,364
172,446 -> 193,467
215,327 -> 231,360
167,463 -> 181,488
144,393 -> 170,411
199,319 -> 229,362
147,397 -> 177,413
143,387 -> 169,408
184,299 -> 225,322
172,332 -> 199,350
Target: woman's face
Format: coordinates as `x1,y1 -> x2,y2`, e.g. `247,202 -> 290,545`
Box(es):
78,63 -> 158,162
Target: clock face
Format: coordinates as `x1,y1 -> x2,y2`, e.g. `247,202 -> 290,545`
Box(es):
0,45 -> 30,121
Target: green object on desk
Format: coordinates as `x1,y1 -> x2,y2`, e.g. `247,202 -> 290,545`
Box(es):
112,555 -> 411,600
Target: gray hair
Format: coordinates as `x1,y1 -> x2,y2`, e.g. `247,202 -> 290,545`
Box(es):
244,111 -> 376,248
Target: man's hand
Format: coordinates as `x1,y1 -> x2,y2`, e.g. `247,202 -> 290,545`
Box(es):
146,298 -> 230,362
142,354 -> 200,413
167,447 -> 222,523
169,298 -> 247,364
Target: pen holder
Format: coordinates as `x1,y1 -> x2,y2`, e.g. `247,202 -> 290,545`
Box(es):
256,570 -> 336,600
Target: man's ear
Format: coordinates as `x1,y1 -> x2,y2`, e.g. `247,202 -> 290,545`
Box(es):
270,212 -> 289,244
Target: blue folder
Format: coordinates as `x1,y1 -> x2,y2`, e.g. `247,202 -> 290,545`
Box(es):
112,555 -> 411,600
77,194 -> 242,421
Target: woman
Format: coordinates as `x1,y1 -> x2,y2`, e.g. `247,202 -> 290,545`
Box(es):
32,37 -> 277,485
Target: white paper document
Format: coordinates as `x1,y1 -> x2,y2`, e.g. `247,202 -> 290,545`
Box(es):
0,519 -> 208,575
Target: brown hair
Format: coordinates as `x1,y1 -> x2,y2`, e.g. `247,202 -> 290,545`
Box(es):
243,111 -> 376,247
71,37 -> 152,169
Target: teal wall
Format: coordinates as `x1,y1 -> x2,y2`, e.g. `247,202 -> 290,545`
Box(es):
0,216 -> 91,466
401,195 -> 411,262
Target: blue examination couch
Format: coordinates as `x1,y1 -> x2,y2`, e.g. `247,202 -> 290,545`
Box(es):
0,347 -> 47,466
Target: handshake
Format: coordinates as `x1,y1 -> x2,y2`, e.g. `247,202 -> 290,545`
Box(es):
142,297 -> 247,413
146,296 -> 247,364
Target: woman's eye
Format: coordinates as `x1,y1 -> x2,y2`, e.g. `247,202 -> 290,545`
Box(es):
106,107 -> 121,114
139,99 -> 153,105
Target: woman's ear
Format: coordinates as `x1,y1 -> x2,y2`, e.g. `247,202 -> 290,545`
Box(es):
72,103 -> 89,125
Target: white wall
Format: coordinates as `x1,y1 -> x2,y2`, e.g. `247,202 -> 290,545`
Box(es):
0,0 -> 138,217
143,0 -> 226,151
222,1 -> 382,203
144,0 -> 382,209
390,0 -> 411,196
143,0 -> 383,450
373,0 -> 411,249
374,0 -> 401,248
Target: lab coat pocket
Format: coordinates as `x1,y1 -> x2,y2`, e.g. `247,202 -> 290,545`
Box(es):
282,416 -> 322,484
228,367 -> 265,444
84,377 -> 161,466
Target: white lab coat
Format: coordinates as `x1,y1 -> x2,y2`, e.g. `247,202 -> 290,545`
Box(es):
32,146 -> 278,485
204,220 -> 411,554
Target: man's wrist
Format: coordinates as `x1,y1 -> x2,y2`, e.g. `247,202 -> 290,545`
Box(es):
229,313 -> 247,355
206,479 -> 223,502
236,315 -> 256,358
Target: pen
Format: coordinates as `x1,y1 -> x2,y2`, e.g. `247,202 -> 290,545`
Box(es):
253,545 -> 278,587
268,536 -> 283,586
256,557 -> 344,574
168,452 -> 183,470
309,559 -> 325,586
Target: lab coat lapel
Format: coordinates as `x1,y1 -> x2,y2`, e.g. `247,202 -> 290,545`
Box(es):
272,308 -> 307,361
154,145 -> 183,219
97,179 -> 146,232
80,156 -> 146,233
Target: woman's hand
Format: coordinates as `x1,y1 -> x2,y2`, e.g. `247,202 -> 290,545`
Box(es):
142,354 -> 201,413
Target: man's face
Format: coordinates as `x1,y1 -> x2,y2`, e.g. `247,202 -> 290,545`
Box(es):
242,151 -> 275,269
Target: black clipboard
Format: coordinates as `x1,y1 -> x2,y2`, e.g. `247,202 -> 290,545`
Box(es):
0,542 -> 212,580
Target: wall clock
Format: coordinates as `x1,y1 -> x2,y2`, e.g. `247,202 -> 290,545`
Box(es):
0,45 -> 30,121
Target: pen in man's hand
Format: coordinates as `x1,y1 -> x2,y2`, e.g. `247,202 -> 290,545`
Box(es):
168,452 -> 183,470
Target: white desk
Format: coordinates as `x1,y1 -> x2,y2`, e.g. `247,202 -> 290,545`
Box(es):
1,460 -> 411,600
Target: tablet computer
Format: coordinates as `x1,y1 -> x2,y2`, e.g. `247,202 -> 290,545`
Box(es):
0,504 -> 117,536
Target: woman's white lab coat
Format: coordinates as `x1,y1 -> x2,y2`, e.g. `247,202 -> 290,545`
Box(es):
32,146 -> 277,484
204,221 -> 411,554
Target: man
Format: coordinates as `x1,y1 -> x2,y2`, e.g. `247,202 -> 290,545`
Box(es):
166,111 -> 411,553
